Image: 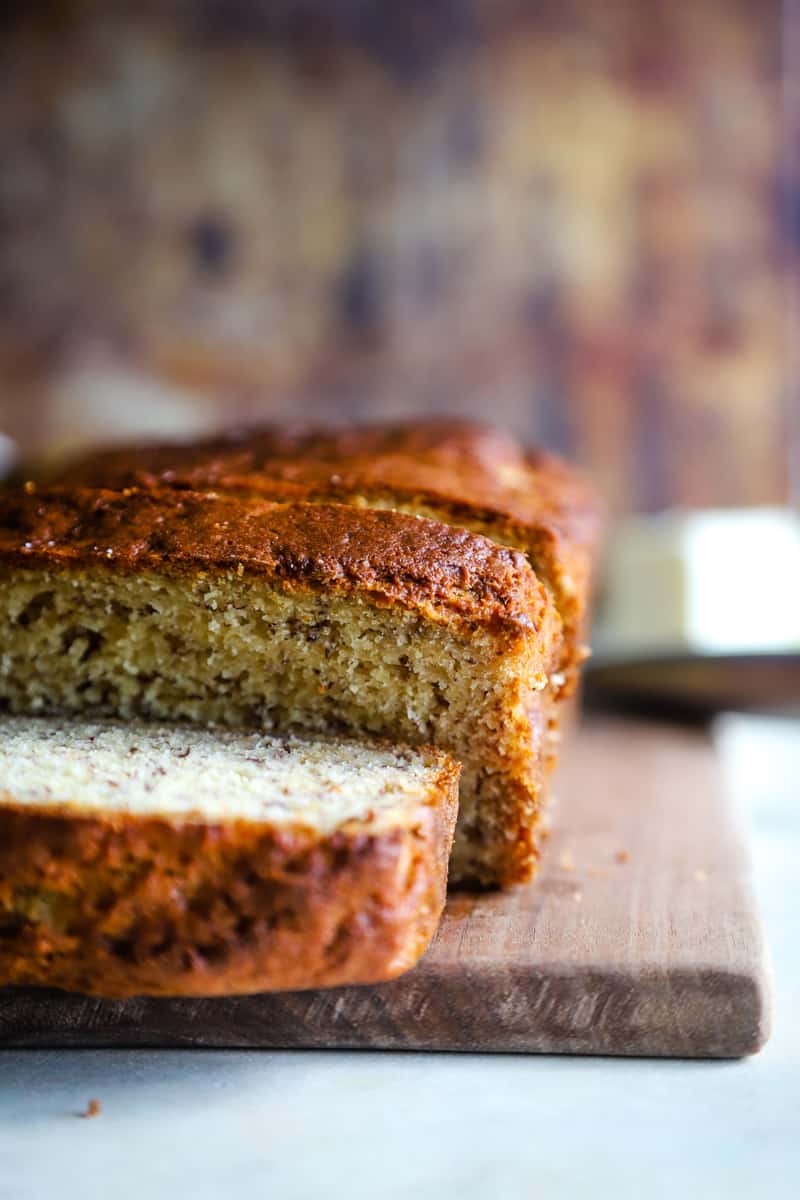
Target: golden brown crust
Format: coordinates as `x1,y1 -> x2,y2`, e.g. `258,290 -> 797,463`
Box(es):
0,486 -> 554,639
58,419 -> 530,488
0,760 -> 459,998
57,419 -> 603,685
57,420 -> 601,562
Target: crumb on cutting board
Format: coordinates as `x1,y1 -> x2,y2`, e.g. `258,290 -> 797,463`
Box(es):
614,850 -> 630,865
80,1098 -> 102,1119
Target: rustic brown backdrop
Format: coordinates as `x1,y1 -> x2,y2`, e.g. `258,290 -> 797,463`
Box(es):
0,0 -> 789,511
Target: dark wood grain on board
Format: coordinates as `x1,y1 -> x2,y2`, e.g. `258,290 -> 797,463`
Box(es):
0,719 -> 771,1057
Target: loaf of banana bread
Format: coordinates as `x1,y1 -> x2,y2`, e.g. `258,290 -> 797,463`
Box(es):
0,483 -> 561,887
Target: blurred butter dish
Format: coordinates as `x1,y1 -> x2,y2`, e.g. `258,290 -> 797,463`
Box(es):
588,508 -> 800,716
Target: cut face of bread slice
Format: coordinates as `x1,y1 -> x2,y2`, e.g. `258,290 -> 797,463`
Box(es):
0,487 -> 562,887
57,420 -> 603,695
0,715 -> 459,998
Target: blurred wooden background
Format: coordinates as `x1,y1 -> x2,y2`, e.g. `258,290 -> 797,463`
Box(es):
0,0 -> 789,511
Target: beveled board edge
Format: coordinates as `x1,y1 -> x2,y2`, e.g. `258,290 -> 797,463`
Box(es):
0,956 -> 772,1058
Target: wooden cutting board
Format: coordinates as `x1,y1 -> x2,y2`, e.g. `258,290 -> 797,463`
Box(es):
0,718 -> 771,1057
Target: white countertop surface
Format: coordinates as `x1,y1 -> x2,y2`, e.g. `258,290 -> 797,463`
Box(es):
2,715 -> 798,1200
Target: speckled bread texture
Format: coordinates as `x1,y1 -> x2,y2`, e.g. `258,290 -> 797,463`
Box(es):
0,716 -> 459,998
61,420 -> 602,696
0,485 -> 562,887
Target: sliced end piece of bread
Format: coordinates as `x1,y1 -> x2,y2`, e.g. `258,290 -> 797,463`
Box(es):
0,715 -> 459,998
